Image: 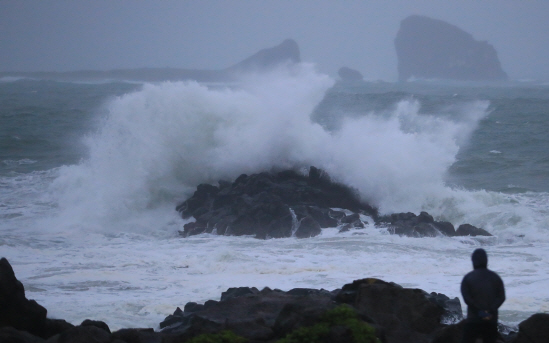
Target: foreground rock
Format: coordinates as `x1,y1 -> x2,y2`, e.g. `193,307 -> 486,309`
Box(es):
0,258 -> 73,340
512,313 -> 549,343
395,15 -> 508,82
2,257 -> 545,343
159,278 -> 463,342
177,166 -> 491,239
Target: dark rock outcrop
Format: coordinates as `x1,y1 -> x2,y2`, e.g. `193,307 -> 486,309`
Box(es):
80,319 -> 111,334
377,211 -> 458,237
160,277 -> 463,342
176,166 -> 377,239
395,15 -> 508,82
0,257 -> 74,340
161,287 -> 339,341
376,211 -> 491,238
47,325 -> 111,343
177,167 -> 492,239
335,278 -> 463,343
110,328 -> 159,343
0,326 -> 46,343
512,313 -> 549,343
338,67 -> 364,82
455,224 -> 492,237
430,320 -> 466,343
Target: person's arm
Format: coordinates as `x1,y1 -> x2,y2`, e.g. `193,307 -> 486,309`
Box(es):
461,276 -> 478,308
461,275 -> 484,315
493,276 -> 506,310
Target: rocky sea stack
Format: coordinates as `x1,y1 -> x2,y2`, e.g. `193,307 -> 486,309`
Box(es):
177,166 -> 492,240
395,15 -> 508,82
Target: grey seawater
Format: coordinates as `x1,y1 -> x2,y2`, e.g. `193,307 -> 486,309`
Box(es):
314,80 -> 549,194
3,79 -> 548,193
1,78 -> 549,330
0,79 -> 141,175
0,79 -> 141,222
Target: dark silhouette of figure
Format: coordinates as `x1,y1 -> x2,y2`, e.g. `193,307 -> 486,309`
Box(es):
461,248 -> 505,343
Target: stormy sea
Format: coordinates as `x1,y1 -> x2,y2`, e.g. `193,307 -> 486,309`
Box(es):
1,65 -> 548,331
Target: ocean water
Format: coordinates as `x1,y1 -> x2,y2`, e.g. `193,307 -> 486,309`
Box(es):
1,66 -> 549,331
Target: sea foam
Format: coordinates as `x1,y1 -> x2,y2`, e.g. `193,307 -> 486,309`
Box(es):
3,66 -> 549,332
44,64 -> 531,236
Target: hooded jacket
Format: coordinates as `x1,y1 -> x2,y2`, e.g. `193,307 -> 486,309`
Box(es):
461,249 -> 506,322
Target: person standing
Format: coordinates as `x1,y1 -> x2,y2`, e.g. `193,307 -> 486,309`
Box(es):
461,248 -> 506,343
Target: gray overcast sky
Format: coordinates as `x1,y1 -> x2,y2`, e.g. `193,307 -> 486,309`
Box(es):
1,0 -> 548,81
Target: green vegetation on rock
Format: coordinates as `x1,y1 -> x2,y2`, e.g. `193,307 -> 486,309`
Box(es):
277,305 -> 380,343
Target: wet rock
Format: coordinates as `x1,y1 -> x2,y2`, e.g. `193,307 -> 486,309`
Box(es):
111,328 -> 160,343
378,211 -> 456,238
455,224 -> 492,237
160,277 -> 464,343
0,258 -> 46,333
47,325 -> 111,343
432,221 -> 456,237
80,319 -> 111,334
176,167 -> 377,239
0,326 -> 45,343
0,258 -> 74,339
513,313 -> 549,343
220,287 -> 260,302
177,168 -> 489,240
159,307 -> 186,330
295,216 -> 322,238
335,278 -> 448,342
430,320 -> 465,343
272,297 -> 339,337
424,292 -> 463,324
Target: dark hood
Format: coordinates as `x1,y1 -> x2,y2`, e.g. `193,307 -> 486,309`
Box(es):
472,248 -> 488,269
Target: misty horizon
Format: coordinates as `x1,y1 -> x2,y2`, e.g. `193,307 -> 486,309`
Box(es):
1,1 -> 549,81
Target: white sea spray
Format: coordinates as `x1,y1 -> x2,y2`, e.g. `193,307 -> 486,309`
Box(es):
1,70 -> 549,331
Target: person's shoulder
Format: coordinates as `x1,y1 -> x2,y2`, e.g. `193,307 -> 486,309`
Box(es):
461,269 -> 475,282
487,268 -> 504,281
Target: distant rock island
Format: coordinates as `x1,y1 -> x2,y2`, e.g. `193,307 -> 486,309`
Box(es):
0,39 -> 300,83
226,38 -> 300,73
394,15 -> 508,82
338,67 -> 364,82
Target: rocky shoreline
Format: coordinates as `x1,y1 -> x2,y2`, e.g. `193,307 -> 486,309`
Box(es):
2,257 -> 548,342
0,168 -> 543,342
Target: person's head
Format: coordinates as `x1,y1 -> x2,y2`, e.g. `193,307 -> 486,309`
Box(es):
471,248 -> 488,269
